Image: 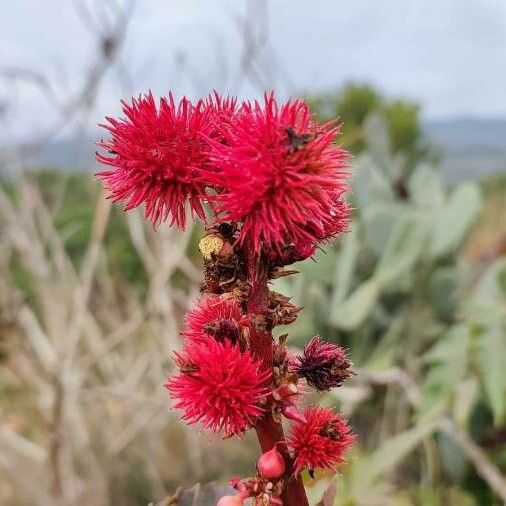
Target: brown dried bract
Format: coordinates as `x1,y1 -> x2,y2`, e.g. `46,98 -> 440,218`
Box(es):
268,291 -> 301,327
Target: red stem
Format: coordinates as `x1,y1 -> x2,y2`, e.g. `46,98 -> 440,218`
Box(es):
244,244 -> 309,506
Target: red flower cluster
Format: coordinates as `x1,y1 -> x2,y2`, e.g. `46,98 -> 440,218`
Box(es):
97,91 -> 355,504
97,92 -> 349,256
286,406 -> 355,475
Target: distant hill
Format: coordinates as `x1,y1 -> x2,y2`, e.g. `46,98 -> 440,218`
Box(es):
5,118 -> 506,184
423,118 -> 506,184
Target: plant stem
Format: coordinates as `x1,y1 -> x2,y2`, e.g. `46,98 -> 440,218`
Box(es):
244,243 -> 309,506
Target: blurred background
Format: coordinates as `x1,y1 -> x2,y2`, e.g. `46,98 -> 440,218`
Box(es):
0,1 -> 505,505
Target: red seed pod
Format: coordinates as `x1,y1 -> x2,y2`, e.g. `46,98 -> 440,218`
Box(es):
257,446 -> 286,479
216,495 -> 244,506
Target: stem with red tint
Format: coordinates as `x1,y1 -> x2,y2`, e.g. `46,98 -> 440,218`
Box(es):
244,243 -> 309,506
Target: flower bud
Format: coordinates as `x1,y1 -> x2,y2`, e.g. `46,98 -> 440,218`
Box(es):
257,446 -> 286,479
216,495 -> 243,506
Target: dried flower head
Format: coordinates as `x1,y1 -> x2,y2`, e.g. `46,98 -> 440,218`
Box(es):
165,340 -> 270,437
96,92 -> 214,228
183,296 -> 245,347
286,406 -> 355,475
292,335 -> 352,391
208,93 -> 350,253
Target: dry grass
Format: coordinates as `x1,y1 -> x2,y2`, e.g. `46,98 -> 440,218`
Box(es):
0,176 -> 258,506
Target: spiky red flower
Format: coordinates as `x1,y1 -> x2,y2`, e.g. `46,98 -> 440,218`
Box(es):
286,406 -> 354,475
208,93 -> 350,253
165,339 -> 270,437
96,92 -> 215,228
205,92 -> 238,140
292,336 -> 352,391
183,296 -> 245,347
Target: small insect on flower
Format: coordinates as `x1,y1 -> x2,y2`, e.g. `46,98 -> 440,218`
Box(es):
292,335 -> 352,391
286,406 -> 355,476
165,339 -> 271,437
183,296 -> 246,348
96,92 -> 216,229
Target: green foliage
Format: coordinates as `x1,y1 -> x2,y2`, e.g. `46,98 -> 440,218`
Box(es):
383,100 -> 421,156
272,121 -> 506,503
308,82 -> 433,167
310,83 -> 381,153
4,143 -> 504,503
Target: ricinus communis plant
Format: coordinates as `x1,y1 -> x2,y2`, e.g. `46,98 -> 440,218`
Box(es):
96,91 -> 355,506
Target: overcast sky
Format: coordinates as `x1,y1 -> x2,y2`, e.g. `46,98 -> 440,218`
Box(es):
1,0 -> 506,140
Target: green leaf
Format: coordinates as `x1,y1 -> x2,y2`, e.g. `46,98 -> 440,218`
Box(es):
362,202 -> 405,256
375,211 -> 429,284
363,316 -> 405,371
420,326 -> 470,419
427,267 -> 459,321
408,164 -> 445,208
464,259 -> 506,327
479,325 -> 506,424
350,421 -> 438,492
329,278 -> 380,330
330,226 -> 359,305
438,432 -> 467,484
470,258 -> 506,306
430,181 -> 482,257
353,153 -> 395,210
297,247 -> 337,285
453,378 -> 479,428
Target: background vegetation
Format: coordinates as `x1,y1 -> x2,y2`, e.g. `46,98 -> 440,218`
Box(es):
1,82 -> 505,506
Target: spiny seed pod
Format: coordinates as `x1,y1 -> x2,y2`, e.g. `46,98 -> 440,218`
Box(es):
293,335 -> 353,391
216,495 -> 244,506
257,446 -> 286,479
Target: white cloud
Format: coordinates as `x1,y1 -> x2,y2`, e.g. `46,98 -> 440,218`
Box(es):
1,0 -> 505,140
